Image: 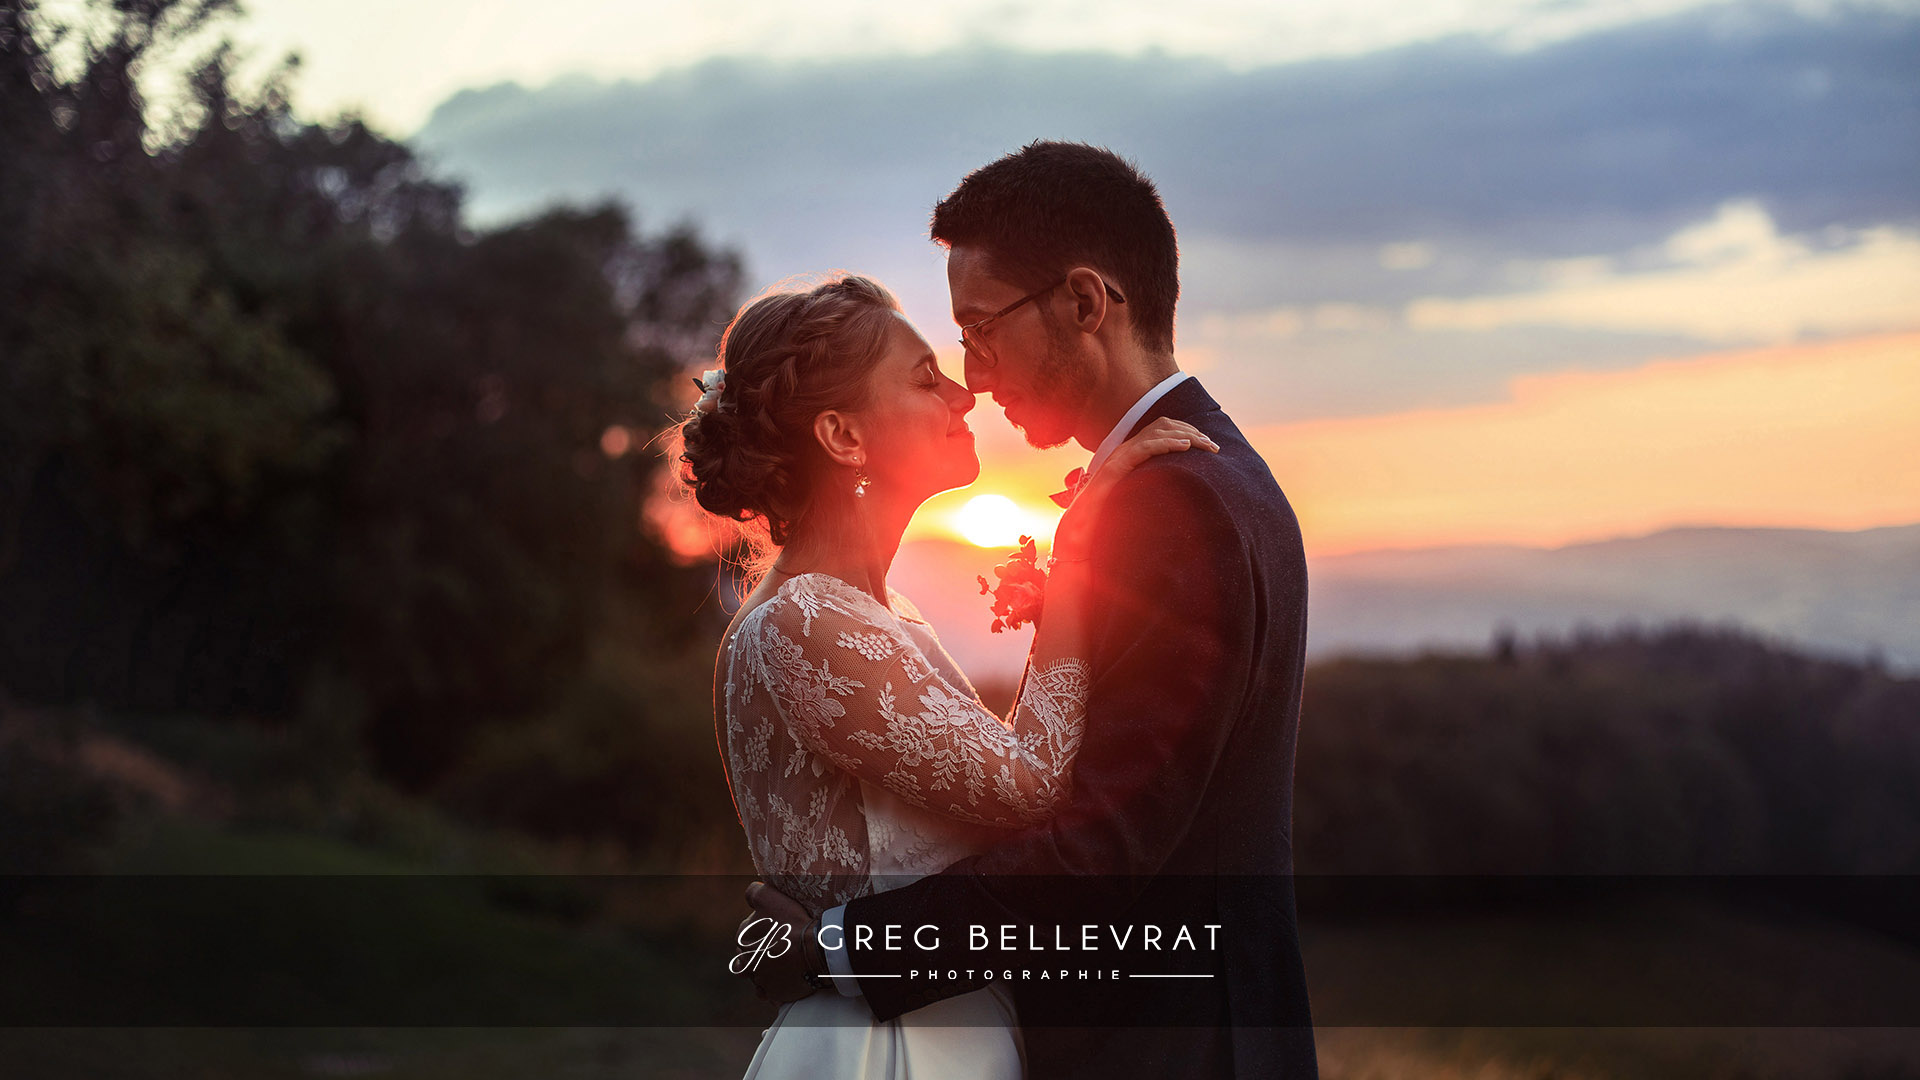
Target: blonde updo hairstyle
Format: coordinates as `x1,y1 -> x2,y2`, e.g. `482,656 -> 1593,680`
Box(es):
676,273 -> 903,549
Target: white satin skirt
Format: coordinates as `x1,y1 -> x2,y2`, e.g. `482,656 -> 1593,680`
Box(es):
740,984 -> 1023,1079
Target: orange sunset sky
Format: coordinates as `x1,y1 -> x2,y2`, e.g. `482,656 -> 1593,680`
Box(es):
290,0 -> 1920,565
909,331 -> 1920,559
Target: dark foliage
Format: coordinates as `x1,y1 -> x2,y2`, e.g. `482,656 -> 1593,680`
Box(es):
0,0 -> 743,790
1296,624 -> 1920,874
0,700 -> 121,873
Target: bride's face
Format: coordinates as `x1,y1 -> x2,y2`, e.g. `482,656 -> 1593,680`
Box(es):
855,314 -> 980,501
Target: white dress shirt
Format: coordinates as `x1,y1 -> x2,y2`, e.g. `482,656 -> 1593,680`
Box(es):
1083,370 -> 1193,481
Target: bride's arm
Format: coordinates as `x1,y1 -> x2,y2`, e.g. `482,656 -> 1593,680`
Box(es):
751,418 -> 1218,830
752,589 -> 1075,828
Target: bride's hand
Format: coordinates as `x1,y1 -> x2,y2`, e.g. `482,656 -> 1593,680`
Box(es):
1054,418 -> 1219,560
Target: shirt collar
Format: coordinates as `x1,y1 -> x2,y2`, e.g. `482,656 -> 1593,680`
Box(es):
1084,371 -> 1193,479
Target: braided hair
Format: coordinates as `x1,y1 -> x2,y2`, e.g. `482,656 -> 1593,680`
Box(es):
675,274 -> 902,547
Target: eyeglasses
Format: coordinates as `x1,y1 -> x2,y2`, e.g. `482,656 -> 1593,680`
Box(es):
958,274 -> 1126,368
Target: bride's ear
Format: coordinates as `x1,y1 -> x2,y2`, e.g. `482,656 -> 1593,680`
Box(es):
812,410 -> 865,470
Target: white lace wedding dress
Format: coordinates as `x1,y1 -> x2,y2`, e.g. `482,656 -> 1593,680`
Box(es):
720,572 -> 1090,1080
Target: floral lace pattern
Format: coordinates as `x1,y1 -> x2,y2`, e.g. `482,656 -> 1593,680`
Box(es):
719,573 -> 1090,915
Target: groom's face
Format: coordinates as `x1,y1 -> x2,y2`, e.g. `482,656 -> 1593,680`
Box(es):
948,245 -> 1092,450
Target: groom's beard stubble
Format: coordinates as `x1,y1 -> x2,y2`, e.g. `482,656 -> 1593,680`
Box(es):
1014,321 -> 1095,451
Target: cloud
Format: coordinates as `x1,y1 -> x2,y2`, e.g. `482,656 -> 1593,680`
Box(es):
1176,200 -> 1920,421
1379,242 -> 1437,271
146,0 -> 1760,134
1406,202 -> 1920,341
408,2 -> 1920,423
1181,318 -> 1714,421
414,3 -> 1920,258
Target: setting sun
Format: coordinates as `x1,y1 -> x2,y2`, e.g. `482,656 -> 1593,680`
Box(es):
955,494 -> 1049,548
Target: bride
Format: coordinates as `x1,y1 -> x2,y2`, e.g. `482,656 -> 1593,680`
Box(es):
675,273 -> 1213,1079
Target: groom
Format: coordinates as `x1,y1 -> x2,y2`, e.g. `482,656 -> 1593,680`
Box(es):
743,141 -> 1317,1078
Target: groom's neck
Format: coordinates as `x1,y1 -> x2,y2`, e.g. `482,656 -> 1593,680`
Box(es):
1075,349 -> 1180,452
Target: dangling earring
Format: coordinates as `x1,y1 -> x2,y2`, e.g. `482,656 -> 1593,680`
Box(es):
853,462 -> 871,498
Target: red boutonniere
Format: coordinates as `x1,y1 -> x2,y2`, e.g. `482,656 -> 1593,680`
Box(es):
977,536 -> 1047,633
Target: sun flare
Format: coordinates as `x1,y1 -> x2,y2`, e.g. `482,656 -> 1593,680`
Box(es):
955,494 -> 1046,548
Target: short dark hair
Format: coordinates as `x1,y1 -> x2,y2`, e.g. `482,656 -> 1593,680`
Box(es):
931,141 -> 1178,355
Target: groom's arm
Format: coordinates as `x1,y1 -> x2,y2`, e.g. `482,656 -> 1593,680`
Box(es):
842,460 -> 1263,1020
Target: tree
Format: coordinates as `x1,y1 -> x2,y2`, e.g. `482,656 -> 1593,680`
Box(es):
0,0 -> 743,788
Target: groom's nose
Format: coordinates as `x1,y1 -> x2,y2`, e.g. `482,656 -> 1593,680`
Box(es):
962,350 -> 993,394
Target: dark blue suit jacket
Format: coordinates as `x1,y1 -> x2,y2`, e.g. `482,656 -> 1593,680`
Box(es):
843,378 -> 1318,1078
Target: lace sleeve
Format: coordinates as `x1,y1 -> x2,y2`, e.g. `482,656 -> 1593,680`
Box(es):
746,578 -> 1088,828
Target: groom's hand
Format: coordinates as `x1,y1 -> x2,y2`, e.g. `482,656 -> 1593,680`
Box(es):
738,881 -> 816,1005
1054,417 -> 1218,556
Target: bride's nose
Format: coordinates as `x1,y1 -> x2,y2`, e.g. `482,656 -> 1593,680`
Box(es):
943,374 -> 976,415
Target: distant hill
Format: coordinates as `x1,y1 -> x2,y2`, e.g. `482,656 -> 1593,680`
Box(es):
889,522 -> 1920,684
1309,522 -> 1920,673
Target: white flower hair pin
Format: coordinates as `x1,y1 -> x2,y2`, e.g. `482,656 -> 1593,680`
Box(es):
691,368 -> 726,415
